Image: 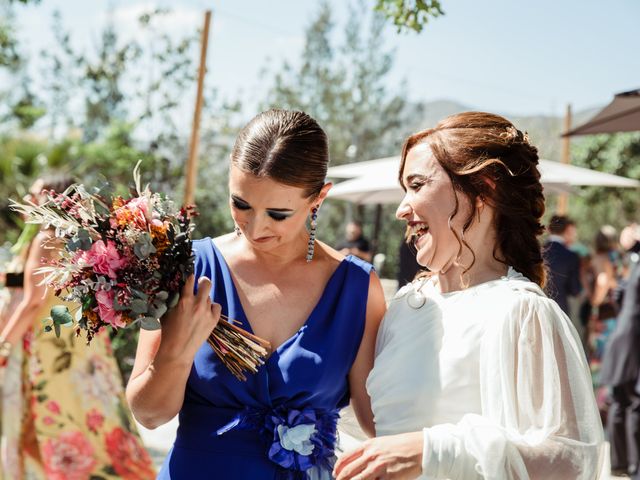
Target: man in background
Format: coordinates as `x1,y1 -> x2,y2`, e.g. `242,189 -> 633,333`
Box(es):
336,221 -> 372,262
601,252 -> 640,478
543,215 -> 582,315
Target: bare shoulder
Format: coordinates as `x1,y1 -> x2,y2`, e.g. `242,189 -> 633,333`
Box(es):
592,253 -> 614,274
314,240 -> 346,266
211,232 -> 240,258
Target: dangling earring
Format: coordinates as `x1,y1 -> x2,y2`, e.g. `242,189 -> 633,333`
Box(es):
235,225 -> 242,236
306,206 -> 318,263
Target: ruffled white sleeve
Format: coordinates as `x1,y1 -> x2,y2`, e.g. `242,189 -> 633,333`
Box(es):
421,288 -> 605,479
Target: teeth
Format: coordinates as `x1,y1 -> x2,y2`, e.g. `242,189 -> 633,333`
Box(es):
409,223 -> 429,237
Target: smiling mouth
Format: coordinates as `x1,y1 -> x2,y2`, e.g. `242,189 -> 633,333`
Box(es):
408,223 -> 429,243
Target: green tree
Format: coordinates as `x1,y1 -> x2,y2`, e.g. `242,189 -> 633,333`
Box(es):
81,22 -> 140,141
38,10 -> 84,136
566,133 -> 640,242
1,6 -> 240,239
265,1 -> 406,165
0,0 -> 42,70
0,3 -> 21,70
0,1 -> 47,131
375,0 -> 444,33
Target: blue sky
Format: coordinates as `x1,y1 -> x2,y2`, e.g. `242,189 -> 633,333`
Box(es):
13,0 -> 640,118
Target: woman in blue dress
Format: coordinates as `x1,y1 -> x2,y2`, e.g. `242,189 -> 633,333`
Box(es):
126,109 -> 387,479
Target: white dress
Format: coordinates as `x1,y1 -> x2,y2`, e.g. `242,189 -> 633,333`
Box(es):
366,268 -> 605,479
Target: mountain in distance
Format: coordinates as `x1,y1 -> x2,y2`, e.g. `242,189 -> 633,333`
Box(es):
404,99 -> 600,161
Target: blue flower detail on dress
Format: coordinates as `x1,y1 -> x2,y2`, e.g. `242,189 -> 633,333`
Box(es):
217,406 -> 339,478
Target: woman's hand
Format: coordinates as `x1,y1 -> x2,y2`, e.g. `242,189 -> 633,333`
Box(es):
156,275 -> 221,364
333,432 -> 423,480
126,275 -> 220,429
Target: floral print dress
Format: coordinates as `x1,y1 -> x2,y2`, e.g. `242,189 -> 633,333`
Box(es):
1,293 -> 155,480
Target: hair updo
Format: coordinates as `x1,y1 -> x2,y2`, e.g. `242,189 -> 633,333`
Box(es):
231,109 -> 329,199
399,111 -> 547,287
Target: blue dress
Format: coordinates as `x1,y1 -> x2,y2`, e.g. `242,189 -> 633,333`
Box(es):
158,238 -> 373,479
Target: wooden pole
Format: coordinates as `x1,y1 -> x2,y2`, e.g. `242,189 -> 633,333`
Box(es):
557,103 -> 572,214
184,10 -> 212,206
371,204 -> 383,259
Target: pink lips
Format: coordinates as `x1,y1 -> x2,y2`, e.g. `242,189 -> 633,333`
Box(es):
252,236 -> 275,243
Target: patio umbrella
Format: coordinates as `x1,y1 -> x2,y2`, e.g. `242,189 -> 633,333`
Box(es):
327,157 -> 639,205
564,88 -> 640,136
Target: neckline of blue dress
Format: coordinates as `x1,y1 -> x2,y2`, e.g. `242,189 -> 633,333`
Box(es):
209,238 -> 352,356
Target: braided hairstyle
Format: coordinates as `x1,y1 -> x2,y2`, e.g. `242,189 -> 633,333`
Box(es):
399,111 -> 547,287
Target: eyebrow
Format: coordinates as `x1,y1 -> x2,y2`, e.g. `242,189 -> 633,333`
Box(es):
231,194 -> 295,213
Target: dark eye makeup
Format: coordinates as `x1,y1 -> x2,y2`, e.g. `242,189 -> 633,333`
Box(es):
267,212 -> 290,221
231,195 -> 294,221
231,197 -> 251,210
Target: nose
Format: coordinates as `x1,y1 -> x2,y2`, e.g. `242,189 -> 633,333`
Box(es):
396,194 -> 412,220
242,212 -> 273,239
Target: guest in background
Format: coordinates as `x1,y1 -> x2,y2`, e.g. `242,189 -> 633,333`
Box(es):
589,226 -> 619,359
588,225 -> 621,422
600,258 -> 640,477
620,224 -> 640,264
543,214 -> 582,315
0,175 -> 155,480
336,221 -> 372,262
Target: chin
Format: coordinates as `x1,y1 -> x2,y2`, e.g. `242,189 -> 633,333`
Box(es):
415,250 -> 432,269
416,249 -> 451,273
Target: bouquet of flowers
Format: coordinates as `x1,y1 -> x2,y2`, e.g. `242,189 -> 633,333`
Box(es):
11,163 -> 270,381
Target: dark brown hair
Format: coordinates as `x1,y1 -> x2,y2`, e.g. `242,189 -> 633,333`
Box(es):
231,109 -> 328,198
548,215 -> 575,235
399,111 -> 547,287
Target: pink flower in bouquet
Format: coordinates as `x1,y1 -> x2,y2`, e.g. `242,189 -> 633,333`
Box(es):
128,196 -> 150,218
42,431 -> 97,480
83,239 -> 126,279
112,196 -> 151,229
95,289 -> 126,328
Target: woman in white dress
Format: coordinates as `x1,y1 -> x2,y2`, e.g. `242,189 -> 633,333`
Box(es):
334,112 -> 605,479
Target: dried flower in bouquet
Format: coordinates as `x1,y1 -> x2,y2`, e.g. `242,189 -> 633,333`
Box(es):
11,162 -> 270,381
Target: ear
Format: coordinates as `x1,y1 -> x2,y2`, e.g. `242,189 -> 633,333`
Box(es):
476,177 -> 496,209
312,182 -> 333,209
481,176 -> 496,190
